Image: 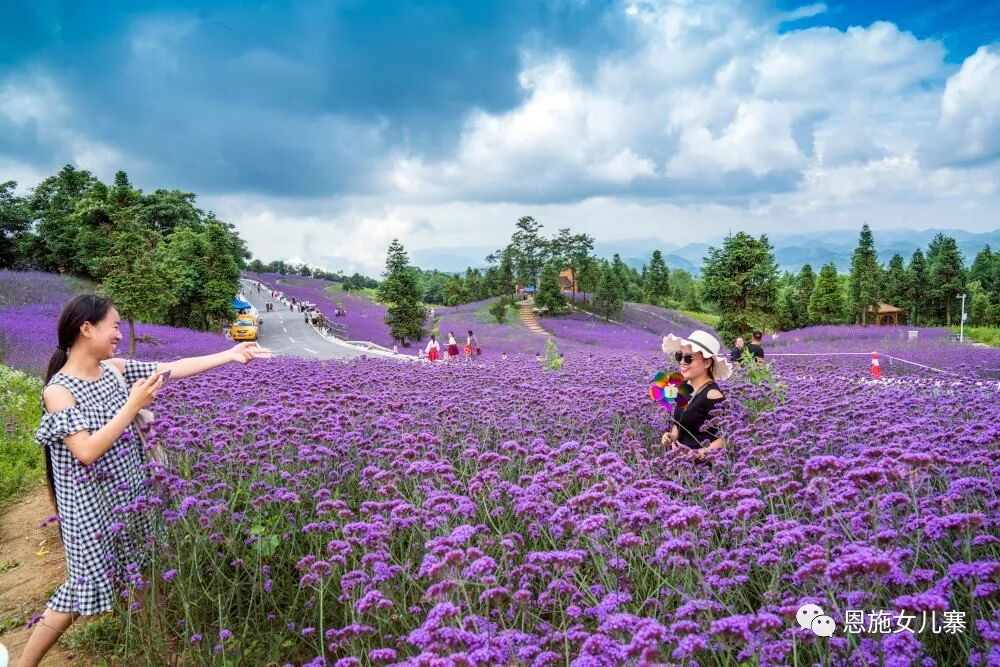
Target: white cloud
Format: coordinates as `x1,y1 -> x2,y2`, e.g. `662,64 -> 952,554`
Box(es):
0,73 -> 141,181
924,45 -> 1000,166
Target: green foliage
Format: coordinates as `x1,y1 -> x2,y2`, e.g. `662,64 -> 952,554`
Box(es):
593,260 -> 625,320
954,326 -> 1000,346
488,298 -> 510,324
795,264 -> 815,327
549,228 -> 594,302
377,239 -> 426,345
882,253 -> 910,321
738,355 -> 787,416
906,249 -> 931,326
542,338 -> 564,371
966,280 -> 994,326
641,249 -> 671,306
849,223 -> 882,324
928,233 -> 966,326
676,309 -> 720,328
6,165 -> 246,334
0,364 -> 44,508
669,269 -> 701,311
774,285 -> 798,331
534,262 -> 568,314
701,232 -> 779,342
157,221 -> 243,331
0,180 -> 31,269
809,262 -> 846,324
93,212 -> 177,355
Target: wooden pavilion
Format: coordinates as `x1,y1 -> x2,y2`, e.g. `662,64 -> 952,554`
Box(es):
866,303 -> 903,326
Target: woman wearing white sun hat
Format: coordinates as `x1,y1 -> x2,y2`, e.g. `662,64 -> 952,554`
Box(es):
660,330 -> 732,455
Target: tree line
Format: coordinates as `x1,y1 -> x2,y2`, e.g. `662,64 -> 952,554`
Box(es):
702,224 -> 999,343
0,165 -> 249,353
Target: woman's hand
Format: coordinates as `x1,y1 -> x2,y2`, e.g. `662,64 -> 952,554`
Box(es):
128,374 -> 165,410
228,342 -> 273,364
661,431 -> 678,446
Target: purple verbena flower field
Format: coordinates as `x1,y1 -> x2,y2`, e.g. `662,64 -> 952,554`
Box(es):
2,270 -> 999,665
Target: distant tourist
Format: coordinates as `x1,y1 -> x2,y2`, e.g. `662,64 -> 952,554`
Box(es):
501,351 -> 508,361
730,337 -> 745,364
747,331 -> 765,362
464,330 -> 479,361
660,330 -> 731,457
424,335 -> 440,362
447,332 -> 459,361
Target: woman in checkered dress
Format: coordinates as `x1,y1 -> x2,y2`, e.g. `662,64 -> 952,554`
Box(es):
21,294 -> 272,667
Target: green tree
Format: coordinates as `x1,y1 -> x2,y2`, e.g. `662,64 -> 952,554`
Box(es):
701,232 -> 779,341
927,233 -> 966,326
795,264 -> 816,327
642,249 -> 670,306
549,228 -> 594,303
775,285 -> 798,331
488,298 -> 509,324
136,189 -> 202,236
808,263 -> 845,324
28,164 -> 98,273
157,222 -> 242,330
94,212 -> 177,355
906,249 -> 930,325
669,269 -> 700,311
593,260 -> 625,320
969,245 -> 997,301
0,181 -> 30,269
534,262 -> 568,314
882,253 -> 909,321
967,280 -> 993,326
849,224 -> 881,324
377,239 -> 426,345
510,216 -> 549,288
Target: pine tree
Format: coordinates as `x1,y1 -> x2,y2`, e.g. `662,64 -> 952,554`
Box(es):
642,249 -> 670,305
796,264 -> 815,327
775,286 -> 798,331
906,249 -> 930,326
928,233 -> 966,326
594,261 -> 625,320
849,224 -> 881,325
377,239 -> 426,345
534,262 -> 567,314
700,232 -> 779,342
882,253 -> 909,322
969,245 -> 997,302
809,263 -> 845,324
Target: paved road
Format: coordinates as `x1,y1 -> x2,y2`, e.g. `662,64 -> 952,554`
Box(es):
238,279 -> 369,361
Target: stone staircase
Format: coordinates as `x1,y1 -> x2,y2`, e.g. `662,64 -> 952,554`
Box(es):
517,298 -> 550,335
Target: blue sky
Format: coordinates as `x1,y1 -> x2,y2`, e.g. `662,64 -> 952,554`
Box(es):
1,0 -> 998,272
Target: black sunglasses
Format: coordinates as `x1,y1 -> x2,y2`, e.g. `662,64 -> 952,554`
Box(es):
674,352 -> 700,364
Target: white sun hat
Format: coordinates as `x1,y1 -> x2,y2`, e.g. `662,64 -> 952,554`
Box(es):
661,330 -> 733,381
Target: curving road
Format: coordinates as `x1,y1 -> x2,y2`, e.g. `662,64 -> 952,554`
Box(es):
238,279 -> 370,361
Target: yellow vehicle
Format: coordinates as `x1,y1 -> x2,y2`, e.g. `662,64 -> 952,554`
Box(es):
230,316 -> 259,341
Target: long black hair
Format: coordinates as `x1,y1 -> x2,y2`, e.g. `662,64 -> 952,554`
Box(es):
42,294 -> 115,509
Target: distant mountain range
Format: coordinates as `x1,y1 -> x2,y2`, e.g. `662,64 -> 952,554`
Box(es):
409,228 -> 1000,276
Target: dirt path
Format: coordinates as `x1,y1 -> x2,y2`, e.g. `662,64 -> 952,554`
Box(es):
0,487 -> 91,666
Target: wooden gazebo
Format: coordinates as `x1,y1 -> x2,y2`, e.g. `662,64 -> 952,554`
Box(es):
866,303 -> 903,326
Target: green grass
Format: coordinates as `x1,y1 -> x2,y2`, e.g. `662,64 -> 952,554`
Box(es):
0,364 -> 45,509
677,309 -> 720,328
950,326 -> 1000,347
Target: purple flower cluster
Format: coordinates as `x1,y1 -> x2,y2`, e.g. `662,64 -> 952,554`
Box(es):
3,269 -> 999,665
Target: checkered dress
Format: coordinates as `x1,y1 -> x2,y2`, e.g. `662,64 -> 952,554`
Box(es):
34,359 -> 159,616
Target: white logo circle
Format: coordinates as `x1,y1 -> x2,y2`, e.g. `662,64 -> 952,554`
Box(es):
796,603 -> 824,630
811,614 -> 836,637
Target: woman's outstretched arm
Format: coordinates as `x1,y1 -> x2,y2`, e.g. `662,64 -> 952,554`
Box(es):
111,342 -> 272,380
